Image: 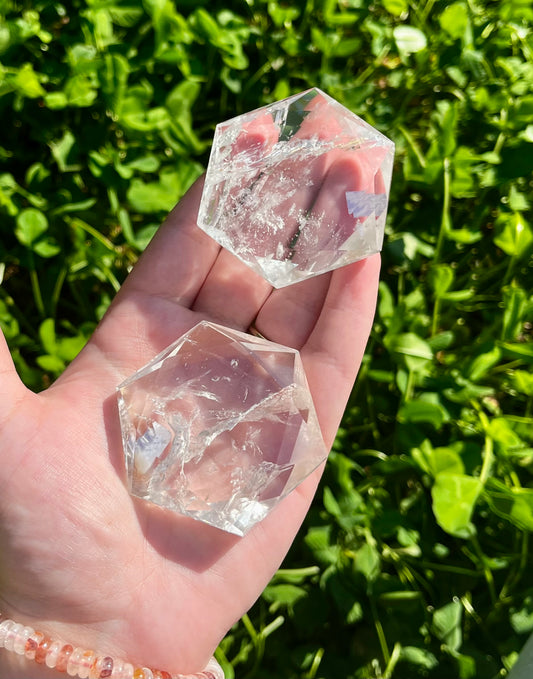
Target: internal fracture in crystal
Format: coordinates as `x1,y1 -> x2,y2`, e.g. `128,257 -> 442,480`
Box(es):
117,321 -> 327,536
197,87 -> 395,288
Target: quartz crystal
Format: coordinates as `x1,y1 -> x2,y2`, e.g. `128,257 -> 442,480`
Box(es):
117,321 -> 327,536
197,87 -> 395,288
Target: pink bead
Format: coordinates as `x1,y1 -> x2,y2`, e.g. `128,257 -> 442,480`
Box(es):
78,649 -> 96,678
205,658 -> 223,679
99,656 -> 114,678
26,630 -> 46,659
46,639 -> 64,668
122,662 -> 134,679
67,647 -> 85,676
110,658 -> 126,679
13,625 -> 34,654
108,658 -> 122,678
0,614 -> 215,679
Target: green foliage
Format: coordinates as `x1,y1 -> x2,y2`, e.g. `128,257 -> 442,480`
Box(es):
1,0 -> 532,677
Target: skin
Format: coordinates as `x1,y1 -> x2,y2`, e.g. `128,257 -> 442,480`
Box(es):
0,141 -> 380,677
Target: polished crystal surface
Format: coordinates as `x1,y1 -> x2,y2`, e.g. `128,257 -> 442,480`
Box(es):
117,321 -> 326,536
197,87 -> 394,288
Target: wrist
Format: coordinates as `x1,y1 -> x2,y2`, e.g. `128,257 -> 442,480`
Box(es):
0,614 -> 223,679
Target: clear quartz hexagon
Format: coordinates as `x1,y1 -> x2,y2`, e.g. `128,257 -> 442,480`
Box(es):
117,321 -> 327,536
197,87 -> 395,288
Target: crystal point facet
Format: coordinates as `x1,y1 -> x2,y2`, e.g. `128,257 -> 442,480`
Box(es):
117,321 -> 327,535
197,87 -> 395,288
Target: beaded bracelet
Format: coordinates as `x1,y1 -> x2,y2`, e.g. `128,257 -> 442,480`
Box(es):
0,613 -> 224,679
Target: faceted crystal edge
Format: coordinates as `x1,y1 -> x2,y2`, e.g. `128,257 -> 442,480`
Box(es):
196,88 -> 395,289
116,335 -> 191,391
196,87 -> 395,238
117,320 -> 328,535
205,86 -> 395,169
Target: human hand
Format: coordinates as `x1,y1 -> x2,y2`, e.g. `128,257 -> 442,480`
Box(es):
0,123 -> 380,678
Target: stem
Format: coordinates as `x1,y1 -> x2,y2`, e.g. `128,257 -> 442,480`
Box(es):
493,109 -> 508,155
420,0 -> 438,24
500,530 -> 529,599
433,157 -> 451,264
51,265 -> 67,317
241,613 -> 264,675
479,434 -> 494,487
431,296 -> 442,337
461,594 -> 482,626
243,58 -> 275,95
354,47 -> 390,88
67,216 -> 118,252
214,648 -> 234,679
404,369 -> 415,402
241,613 -> 258,645
383,643 -> 402,679
503,254 -> 517,286
418,561 -> 482,578
493,131 -> 506,156
517,530 -> 529,586
398,125 -> 426,168
304,647 -> 324,679
370,595 -> 390,667
29,258 -> 46,318
261,615 -> 285,638
100,264 -> 122,293
470,533 -> 497,604
275,566 -> 320,579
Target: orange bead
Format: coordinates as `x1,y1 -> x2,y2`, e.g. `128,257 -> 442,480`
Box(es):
56,643 -> 74,672
133,669 -> 146,679
35,636 -> 53,664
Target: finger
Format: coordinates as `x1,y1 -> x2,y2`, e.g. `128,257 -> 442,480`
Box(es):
120,177 -> 220,307
191,248 -> 272,329
191,113 -> 279,325
284,151 -> 361,274
232,110 -> 279,158
302,254 -> 381,446
252,271 -> 332,348
217,257 -> 380,620
198,99 -> 338,287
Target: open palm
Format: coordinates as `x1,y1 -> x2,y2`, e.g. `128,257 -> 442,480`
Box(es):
0,166 -> 380,677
